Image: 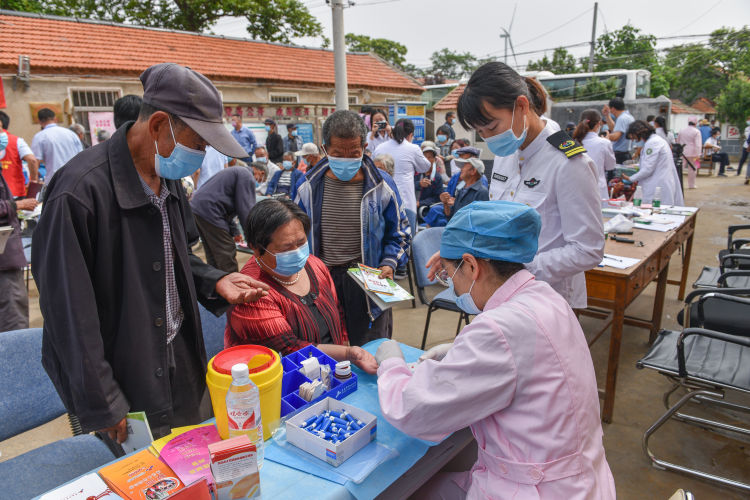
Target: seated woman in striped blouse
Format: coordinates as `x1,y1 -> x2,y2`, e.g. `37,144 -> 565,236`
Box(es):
227,198 -> 378,373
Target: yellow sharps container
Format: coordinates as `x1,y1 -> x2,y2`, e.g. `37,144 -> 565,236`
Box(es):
206,345 -> 283,440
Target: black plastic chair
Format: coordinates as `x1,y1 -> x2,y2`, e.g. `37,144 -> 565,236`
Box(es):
637,293 -> 750,492
693,224 -> 750,288
411,227 -> 470,349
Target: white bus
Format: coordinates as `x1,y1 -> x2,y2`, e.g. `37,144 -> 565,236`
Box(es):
525,69 -> 651,102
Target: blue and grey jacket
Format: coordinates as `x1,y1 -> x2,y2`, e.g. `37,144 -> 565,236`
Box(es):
295,155 -> 412,320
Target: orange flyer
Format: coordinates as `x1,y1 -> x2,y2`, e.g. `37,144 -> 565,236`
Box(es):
99,449 -> 185,500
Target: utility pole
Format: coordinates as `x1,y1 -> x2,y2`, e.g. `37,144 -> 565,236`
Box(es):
500,32 -> 509,64
331,0 -> 349,111
588,2 -> 598,72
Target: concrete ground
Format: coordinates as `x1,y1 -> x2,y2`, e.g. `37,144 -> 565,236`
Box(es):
2,168 -> 748,498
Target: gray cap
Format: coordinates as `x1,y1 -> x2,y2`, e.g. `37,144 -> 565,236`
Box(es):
420,140 -> 438,154
455,146 -> 480,157
139,63 -> 246,158
455,157 -> 485,175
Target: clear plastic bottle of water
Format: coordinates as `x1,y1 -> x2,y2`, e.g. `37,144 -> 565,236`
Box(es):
226,363 -> 264,468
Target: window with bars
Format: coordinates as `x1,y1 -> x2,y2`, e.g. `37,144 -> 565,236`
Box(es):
348,95 -> 359,104
269,93 -> 299,104
69,88 -> 122,145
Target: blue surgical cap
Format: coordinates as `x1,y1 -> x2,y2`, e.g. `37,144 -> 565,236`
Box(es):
440,201 -> 541,263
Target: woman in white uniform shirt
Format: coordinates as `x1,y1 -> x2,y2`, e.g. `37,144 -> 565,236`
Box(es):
622,120 -> 684,206
373,118 -> 431,215
573,109 -> 616,202
653,116 -> 674,145
429,62 -> 604,309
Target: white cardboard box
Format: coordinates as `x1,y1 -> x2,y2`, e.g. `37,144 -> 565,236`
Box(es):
285,397 -> 377,467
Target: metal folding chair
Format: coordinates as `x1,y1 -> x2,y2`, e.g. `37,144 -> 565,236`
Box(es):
637,293 -> 750,492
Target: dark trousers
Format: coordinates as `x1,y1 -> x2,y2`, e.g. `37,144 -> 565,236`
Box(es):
738,147 -> 748,176
712,152 -> 730,174
194,213 -> 238,273
329,265 -> 393,347
0,269 -> 28,331
614,151 -> 631,165
98,326 -> 211,455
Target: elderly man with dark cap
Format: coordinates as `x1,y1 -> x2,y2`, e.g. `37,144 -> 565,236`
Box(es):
32,63 -> 269,443
283,123 -> 303,154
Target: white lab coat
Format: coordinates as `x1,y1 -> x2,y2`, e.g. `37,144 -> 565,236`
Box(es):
374,138 -> 431,214
630,134 -> 684,206
378,271 -> 616,500
581,131 -> 616,201
489,126 -> 604,309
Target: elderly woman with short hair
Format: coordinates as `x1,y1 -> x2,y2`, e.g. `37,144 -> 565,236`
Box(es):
227,198 -> 378,373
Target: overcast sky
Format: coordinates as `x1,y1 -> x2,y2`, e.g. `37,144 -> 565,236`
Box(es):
213,0 -> 749,72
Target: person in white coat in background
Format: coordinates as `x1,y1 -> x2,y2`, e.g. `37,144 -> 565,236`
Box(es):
376,201 -> 616,500
622,120 -> 684,206
573,109 -> 616,203
427,61 -> 604,310
373,118 -> 431,215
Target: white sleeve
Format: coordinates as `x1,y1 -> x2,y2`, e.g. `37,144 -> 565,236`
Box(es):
604,141 -> 616,171
630,145 -> 658,182
17,137 -> 33,158
31,134 -> 44,160
413,146 -> 431,174
377,317 -> 517,442
526,155 -> 604,281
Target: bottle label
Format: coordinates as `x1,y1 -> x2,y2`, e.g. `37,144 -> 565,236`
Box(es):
228,409 -> 255,431
633,198 -> 642,207
653,200 -> 661,207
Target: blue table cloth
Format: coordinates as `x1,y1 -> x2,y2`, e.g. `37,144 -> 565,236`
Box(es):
36,340 -> 432,500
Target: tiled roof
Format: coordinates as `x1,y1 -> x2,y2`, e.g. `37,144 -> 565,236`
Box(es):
0,11 -> 423,94
433,84 -> 465,110
690,97 -> 716,114
670,99 -> 703,115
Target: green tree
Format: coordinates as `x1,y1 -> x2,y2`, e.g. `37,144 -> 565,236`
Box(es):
574,77 -> 620,102
527,47 -> 580,74
5,0 -> 323,43
662,43 -> 725,104
709,26 -> 750,77
593,25 -> 659,72
427,49 -> 478,80
716,76 -> 750,129
345,33 -> 408,68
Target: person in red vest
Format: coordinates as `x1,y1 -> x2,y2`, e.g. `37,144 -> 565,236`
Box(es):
0,111 -> 39,197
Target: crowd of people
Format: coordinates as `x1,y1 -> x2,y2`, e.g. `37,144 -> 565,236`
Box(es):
4,56 -> 750,498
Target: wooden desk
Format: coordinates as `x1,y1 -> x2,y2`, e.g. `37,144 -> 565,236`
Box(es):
584,211 -> 697,423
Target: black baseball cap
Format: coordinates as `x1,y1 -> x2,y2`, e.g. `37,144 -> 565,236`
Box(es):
140,63 -> 246,158
264,118 -> 276,125
287,123 -> 297,129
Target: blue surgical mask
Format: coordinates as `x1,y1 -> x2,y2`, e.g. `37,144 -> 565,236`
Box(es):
291,130 -> 298,137
154,117 -> 206,180
437,134 -> 448,143
325,147 -> 362,181
633,140 -> 645,148
445,260 -> 482,315
484,102 -> 527,157
261,243 -> 309,276
0,131 -> 7,151
256,156 -> 267,164
282,160 -> 293,170
451,118 -> 457,125
452,150 -> 460,158
265,125 -> 271,132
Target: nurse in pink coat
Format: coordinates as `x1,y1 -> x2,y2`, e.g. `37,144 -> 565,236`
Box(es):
376,201 -> 615,500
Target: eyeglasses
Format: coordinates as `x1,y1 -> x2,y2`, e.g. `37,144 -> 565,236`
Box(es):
434,260 -> 463,287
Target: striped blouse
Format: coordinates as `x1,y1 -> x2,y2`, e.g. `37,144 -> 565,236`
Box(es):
225,254 -> 349,354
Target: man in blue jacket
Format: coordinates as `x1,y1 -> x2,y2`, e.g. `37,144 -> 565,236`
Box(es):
296,110 -> 411,346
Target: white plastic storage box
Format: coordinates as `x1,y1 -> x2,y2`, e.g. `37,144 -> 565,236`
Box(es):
285,397 -> 377,467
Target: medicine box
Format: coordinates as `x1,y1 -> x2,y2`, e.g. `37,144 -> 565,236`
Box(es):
280,345 -> 357,418
285,397 -> 377,467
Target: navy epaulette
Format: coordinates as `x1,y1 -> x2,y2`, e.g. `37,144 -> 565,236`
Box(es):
546,131 -> 586,159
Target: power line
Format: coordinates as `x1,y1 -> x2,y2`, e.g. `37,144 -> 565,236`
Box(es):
514,7 -> 593,48
668,0 -> 723,35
